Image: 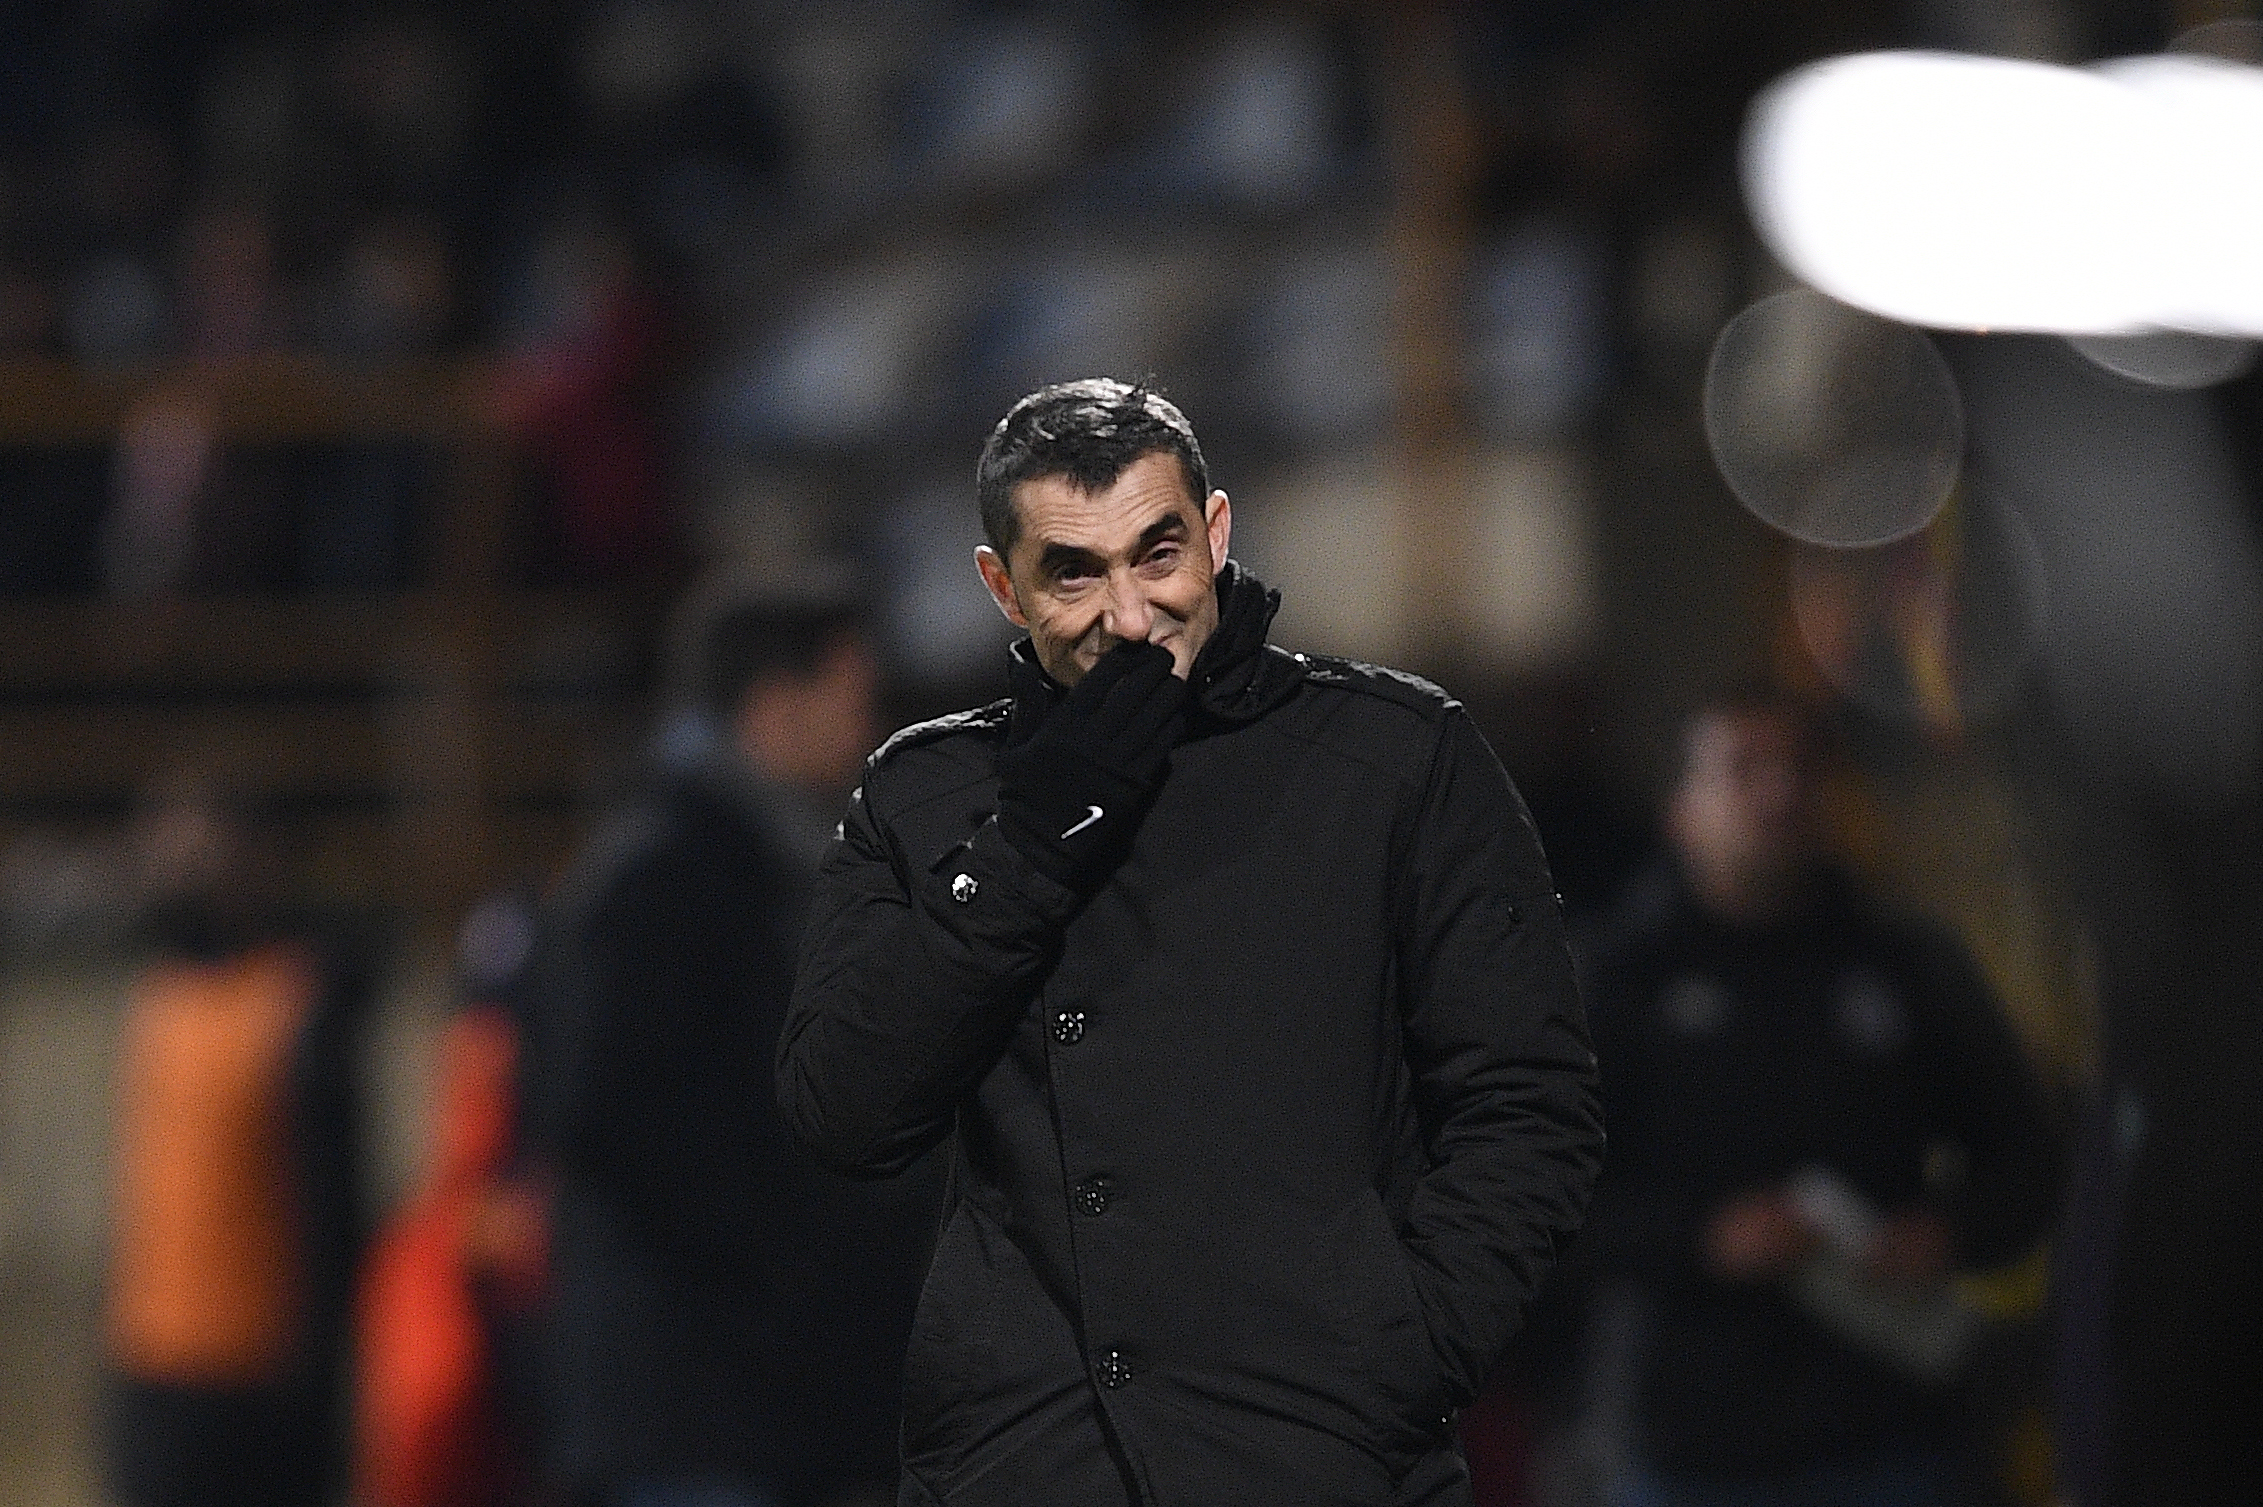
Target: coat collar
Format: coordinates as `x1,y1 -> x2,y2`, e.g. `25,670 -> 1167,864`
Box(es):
1189,560 -> 1305,726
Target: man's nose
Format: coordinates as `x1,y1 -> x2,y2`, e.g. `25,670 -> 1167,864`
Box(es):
1099,571 -> 1155,642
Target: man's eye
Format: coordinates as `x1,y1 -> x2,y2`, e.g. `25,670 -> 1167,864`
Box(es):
1142,547 -> 1180,571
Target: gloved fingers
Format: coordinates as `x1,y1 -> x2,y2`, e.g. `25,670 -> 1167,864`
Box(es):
1061,640 -> 1146,715
1085,641 -> 1179,739
1145,706 -> 1190,768
1105,659 -> 1189,753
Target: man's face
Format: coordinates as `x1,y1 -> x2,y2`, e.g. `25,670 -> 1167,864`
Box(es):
975,450 -> 1231,686
1666,709 -> 1822,900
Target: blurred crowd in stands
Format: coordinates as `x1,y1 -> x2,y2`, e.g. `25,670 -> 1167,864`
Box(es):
0,0 -> 1917,614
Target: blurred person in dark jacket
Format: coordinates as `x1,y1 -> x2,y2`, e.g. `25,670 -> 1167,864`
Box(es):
1572,695 -> 2062,1507
524,574 -> 937,1507
102,775 -> 370,1507
778,379 -> 1604,1507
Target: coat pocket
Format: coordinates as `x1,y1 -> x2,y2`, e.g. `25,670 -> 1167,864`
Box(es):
899,1198 -> 1092,1500
1342,1187 -> 1452,1467
900,1202 -> 992,1458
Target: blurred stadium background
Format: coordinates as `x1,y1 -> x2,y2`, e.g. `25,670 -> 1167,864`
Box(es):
0,2 -> 2258,1503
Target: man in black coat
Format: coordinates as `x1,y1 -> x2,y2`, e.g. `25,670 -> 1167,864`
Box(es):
778,379 -> 1604,1507
526,579 -> 939,1507
1571,695 -> 2062,1506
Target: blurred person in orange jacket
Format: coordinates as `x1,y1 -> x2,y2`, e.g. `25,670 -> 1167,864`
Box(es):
103,774 -> 372,1507
356,891 -> 550,1507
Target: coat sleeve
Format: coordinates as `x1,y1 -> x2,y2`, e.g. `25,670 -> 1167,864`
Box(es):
1552,935 -> 1713,1284
778,765 -> 1084,1177
1392,708 -> 1606,1406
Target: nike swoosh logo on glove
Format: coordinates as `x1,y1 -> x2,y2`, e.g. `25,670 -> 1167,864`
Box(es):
1060,805 -> 1105,839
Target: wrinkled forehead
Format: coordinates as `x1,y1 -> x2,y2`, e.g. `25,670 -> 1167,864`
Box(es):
1008,452 -> 1204,560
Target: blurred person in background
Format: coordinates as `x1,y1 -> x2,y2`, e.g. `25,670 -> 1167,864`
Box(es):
522,571 -> 938,1507
102,773 -> 373,1507
301,211 -> 460,592
779,380 -> 1603,1506
484,218 -> 675,585
356,891 -> 548,1507
1569,694 -> 2062,1507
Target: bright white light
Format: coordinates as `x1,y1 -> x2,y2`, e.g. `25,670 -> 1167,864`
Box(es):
2101,56 -> 2263,334
1746,50 -> 2263,336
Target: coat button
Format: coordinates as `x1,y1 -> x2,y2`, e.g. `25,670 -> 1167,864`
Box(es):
1504,901 -> 1522,925
1096,1349 -> 1132,1388
1052,1009 -> 1086,1044
950,872 -> 979,903
1074,1175 -> 1112,1216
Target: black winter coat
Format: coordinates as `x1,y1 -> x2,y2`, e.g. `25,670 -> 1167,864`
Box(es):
526,754 -> 940,1502
779,591 -> 1604,1507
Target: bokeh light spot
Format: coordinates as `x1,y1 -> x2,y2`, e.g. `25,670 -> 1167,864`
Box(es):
2067,330 -> 2257,389
1704,289 -> 1964,548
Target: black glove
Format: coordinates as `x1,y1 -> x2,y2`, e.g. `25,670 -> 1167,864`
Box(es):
995,640 -> 1188,892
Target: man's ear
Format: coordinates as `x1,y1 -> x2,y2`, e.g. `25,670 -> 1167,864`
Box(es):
1204,491 -> 1231,573
975,545 -> 1029,628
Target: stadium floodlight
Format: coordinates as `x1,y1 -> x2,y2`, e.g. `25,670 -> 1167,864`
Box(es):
1745,50 -> 2263,337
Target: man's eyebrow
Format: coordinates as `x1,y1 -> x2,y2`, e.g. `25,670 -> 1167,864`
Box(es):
1035,540 -> 1104,577
1134,515 -> 1189,552
1031,515 -> 1188,578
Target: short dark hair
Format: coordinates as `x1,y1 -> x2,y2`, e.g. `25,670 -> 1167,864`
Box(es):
675,569 -> 869,717
975,378 -> 1210,555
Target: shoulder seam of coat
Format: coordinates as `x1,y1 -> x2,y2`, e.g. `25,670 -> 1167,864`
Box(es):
869,698 -> 1013,766
1293,653 -> 1461,720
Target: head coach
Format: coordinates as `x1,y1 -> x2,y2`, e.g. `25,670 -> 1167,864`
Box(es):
779,378 -> 1604,1507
